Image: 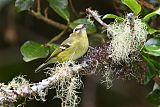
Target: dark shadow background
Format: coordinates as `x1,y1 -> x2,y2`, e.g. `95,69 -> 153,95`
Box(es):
0,0 -> 159,107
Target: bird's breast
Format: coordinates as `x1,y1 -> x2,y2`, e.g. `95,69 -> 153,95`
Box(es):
57,36 -> 88,62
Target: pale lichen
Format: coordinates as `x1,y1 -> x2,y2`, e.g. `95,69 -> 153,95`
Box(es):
107,14 -> 148,63
47,61 -> 83,107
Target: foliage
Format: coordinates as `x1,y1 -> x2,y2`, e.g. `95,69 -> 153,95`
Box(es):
15,0 -> 35,12
20,41 -> 49,62
47,0 -> 70,22
21,41 -> 58,62
121,0 -> 141,15
17,0 -> 160,106
0,0 -> 11,10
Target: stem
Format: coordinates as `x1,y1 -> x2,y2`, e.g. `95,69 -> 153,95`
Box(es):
44,7 -> 48,18
47,28 -> 68,44
28,10 -> 68,30
37,0 -> 41,13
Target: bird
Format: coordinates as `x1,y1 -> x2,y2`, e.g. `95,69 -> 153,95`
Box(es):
35,24 -> 89,72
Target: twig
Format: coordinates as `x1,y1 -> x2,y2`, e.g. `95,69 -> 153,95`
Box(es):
0,75 -> 62,105
37,0 -> 41,13
69,0 -> 78,16
47,28 -> 68,44
86,8 -> 108,28
44,7 -> 48,18
138,0 -> 156,10
28,10 -> 68,30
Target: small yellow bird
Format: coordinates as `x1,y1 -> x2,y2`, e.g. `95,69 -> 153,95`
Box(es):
35,24 -> 89,72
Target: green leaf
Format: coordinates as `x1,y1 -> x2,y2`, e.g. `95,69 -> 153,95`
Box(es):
147,89 -> 160,105
144,69 -> 156,85
20,41 -> 49,62
142,55 -> 160,84
144,37 -> 160,56
121,0 -> 141,15
144,46 -> 160,56
102,14 -> 124,21
103,14 -> 119,19
0,0 -> 11,10
69,18 -> 97,34
47,0 -> 70,22
142,54 -> 160,71
143,7 -> 160,22
15,0 -> 35,12
147,25 -> 159,34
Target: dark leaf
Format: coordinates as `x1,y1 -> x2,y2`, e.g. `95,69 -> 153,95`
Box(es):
142,55 -> 158,84
15,0 -> 35,12
144,69 -> 156,85
144,37 -> 160,56
47,0 -> 70,22
147,89 -> 160,105
0,0 -> 11,10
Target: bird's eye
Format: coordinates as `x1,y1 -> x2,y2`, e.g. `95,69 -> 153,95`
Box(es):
74,28 -> 79,32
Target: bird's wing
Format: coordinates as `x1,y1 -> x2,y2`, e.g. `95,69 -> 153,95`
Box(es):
45,33 -> 76,63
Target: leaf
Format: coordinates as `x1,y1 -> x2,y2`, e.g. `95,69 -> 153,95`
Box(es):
142,53 -> 160,70
144,69 -> 156,85
103,14 -> 119,19
69,18 -> 97,34
143,7 -> 160,22
147,25 -> 159,34
144,47 -> 160,56
144,37 -> 160,56
102,14 -> 124,21
121,0 -> 141,15
0,0 -> 11,10
20,41 -> 49,62
145,37 -> 160,46
142,55 -> 159,84
147,89 -> 160,105
47,0 -> 70,22
15,0 -> 35,12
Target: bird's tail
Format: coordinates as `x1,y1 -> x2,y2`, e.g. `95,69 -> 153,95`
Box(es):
35,63 -> 49,73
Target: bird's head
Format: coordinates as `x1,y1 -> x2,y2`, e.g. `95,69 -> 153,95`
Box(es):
73,24 -> 87,35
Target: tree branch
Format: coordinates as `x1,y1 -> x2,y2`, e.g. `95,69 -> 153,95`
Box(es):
47,28 -> 68,44
0,62 -> 86,106
28,10 -> 68,30
86,8 -> 108,28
